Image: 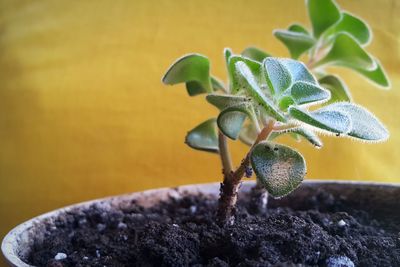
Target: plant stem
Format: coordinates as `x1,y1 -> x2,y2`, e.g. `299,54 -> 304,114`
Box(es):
306,41 -> 331,70
218,131 -> 233,177
217,120 -> 275,225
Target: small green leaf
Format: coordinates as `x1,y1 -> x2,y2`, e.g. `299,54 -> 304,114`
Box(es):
162,54 -> 212,96
307,0 -> 341,38
294,128 -> 322,147
320,102 -> 389,141
224,48 -> 232,66
211,76 -> 226,91
206,94 -> 249,110
278,96 -> 295,111
250,142 -> 306,198
323,12 -> 371,45
235,61 -> 286,122
318,75 -> 352,104
279,58 -> 316,84
185,118 -> 219,153
288,105 -> 351,134
229,56 -> 263,94
290,81 -> 331,105
217,104 -> 253,140
353,58 -> 391,88
314,33 -> 375,70
274,30 -> 315,59
241,47 -> 271,62
270,127 -> 323,148
263,57 -> 292,95
288,24 -> 310,34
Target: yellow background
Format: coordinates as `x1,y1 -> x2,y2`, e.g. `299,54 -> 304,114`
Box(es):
0,0 -> 399,263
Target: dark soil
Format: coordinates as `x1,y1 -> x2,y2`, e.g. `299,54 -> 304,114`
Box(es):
28,186 -> 400,267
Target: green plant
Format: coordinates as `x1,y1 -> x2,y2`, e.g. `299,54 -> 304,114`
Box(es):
162,0 -> 390,225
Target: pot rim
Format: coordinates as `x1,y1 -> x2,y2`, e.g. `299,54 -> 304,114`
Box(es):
2,179 -> 399,267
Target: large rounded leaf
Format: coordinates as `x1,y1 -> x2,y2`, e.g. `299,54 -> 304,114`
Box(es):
250,142 -> 306,198
307,0 -> 341,38
162,54 -> 212,96
288,105 -> 351,134
320,102 -> 389,141
185,119 -> 219,153
314,33 -> 375,70
241,47 -> 271,62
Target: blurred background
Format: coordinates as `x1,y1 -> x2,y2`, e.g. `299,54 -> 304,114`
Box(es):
0,0 -> 399,263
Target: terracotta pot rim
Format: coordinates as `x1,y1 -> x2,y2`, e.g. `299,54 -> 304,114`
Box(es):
2,180 -> 399,267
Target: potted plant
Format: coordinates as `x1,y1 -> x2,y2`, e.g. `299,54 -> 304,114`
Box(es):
2,0 -> 399,266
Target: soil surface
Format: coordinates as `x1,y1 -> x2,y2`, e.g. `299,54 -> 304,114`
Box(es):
28,187 -> 400,267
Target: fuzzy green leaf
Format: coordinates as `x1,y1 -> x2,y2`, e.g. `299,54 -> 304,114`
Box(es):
290,81 -> 331,105
323,12 -> 371,45
206,94 -> 249,110
293,128 -> 322,147
307,0 -> 341,38
263,58 -> 292,95
279,58 -> 316,84
270,127 -> 323,148
217,105 -> 253,140
185,118 -> 219,153
251,142 -> 306,198
288,105 -> 351,134
320,102 -> 389,141
162,54 -> 212,96
314,33 -> 375,70
274,30 -> 315,59
229,56 -> 263,94
241,47 -> 271,62
353,58 -> 390,88
235,61 -> 286,121
318,75 -> 352,104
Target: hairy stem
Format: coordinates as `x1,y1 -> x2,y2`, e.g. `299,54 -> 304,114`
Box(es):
218,131 -> 233,177
217,120 -> 275,225
306,41 -> 331,70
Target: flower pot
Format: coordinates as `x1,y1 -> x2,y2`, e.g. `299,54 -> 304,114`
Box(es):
2,180 -> 400,267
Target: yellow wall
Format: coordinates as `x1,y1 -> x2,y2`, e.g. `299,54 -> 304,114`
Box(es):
0,0 -> 399,259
